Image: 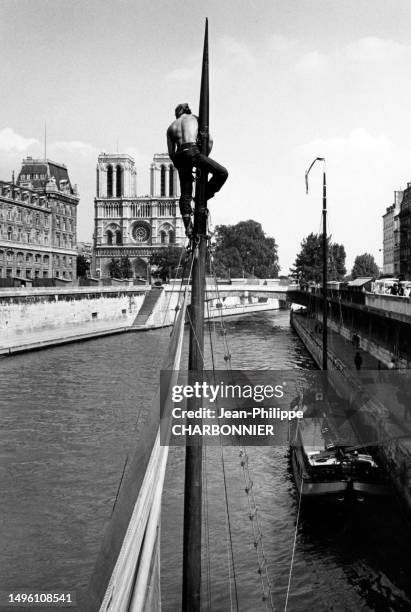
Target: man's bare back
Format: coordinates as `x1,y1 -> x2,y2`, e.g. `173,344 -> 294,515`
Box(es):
167,114 -> 199,162
166,102 -> 227,237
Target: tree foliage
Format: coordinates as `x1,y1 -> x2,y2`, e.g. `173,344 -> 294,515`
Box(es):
76,254 -> 90,278
291,233 -> 346,282
108,256 -> 132,279
149,246 -> 184,281
351,253 -> 379,280
212,220 -> 279,278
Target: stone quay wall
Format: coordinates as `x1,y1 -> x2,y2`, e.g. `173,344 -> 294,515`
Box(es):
0,287 -> 147,335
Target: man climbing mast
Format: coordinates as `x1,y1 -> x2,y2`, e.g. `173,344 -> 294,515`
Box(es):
167,102 -> 228,237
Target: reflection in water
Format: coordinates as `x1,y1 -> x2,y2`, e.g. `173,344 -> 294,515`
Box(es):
0,311 -> 410,611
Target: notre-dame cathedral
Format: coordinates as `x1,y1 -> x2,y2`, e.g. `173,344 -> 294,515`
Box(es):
92,152 -> 185,278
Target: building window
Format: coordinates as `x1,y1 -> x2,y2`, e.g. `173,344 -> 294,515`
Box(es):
45,216 -> 49,227
6,251 -> 13,263
56,270 -> 59,278
43,270 -> 48,278
35,254 -> 41,263
107,165 -> 113,197
160,165 -> 166,196
169,230 -> 175,244
16,268 -> 21,277
6,268 -> 12,278
169,166 -> 174,196
18,228 -> 22,241
116,165 -> 122,197
161,230 -> 167,245
115,230 -> 122,245
35,269 -> 40,278
44,234 -> 48,246
26,269 -> 31,278
107,230 -> 113,245
7,226 -> 12,240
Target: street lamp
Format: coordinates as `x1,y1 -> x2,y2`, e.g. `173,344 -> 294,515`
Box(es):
305,157 -> 327,371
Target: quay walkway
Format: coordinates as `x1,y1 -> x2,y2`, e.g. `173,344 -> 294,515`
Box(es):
292,311 -> 411,509
0,318 -> 141,356
293,311 -> 411,437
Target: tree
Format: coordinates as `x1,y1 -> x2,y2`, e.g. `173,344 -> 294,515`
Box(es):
351,253 -> 379,279
120,256 -> 132,279
76,254 -> 90,278
149,246 -> 185,281
108,258 -> 121,278
212,220 -> 279,278
291,233 -> 346,283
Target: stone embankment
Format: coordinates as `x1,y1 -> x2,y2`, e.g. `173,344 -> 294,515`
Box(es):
0,284 -> 280,356
291,309 -> 411,511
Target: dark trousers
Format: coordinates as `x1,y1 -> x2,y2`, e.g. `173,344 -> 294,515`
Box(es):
174,145 -> 228,217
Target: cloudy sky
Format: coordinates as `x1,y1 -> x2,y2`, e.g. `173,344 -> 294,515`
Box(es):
1,0 -> 411,273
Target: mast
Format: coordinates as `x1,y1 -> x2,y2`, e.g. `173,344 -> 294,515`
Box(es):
322,169 -> 327,371
182,18 -> 209,611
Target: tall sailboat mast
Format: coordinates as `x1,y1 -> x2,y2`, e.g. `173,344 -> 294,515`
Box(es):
182,18 -> 209,611
322,168 -> 327,371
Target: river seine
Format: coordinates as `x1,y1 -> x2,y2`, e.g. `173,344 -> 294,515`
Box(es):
1,310 -> 411,611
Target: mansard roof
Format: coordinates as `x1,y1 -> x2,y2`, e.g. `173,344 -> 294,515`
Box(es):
18,157 -> 75,193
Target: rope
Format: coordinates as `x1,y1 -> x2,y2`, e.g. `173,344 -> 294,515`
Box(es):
220,444 -> 240,611
284,467 -> 304,612
205,291 -> 239,610
202,444 -> 213,611
160,244 -> 192,329
207,244 -> 276,610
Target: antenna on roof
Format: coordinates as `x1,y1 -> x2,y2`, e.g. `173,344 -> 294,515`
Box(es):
12,171 -> 15,185
44,121 -> 47,160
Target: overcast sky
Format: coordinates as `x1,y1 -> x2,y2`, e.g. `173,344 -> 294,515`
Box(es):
1,0 -> 411,273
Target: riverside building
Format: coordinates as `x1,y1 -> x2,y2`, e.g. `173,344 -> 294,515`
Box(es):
92,153 -> 185,278
383,190 -> 403,276
0,158 -> 79,281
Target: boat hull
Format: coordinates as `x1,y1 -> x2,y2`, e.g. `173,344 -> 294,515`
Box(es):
291,446 -> 390,502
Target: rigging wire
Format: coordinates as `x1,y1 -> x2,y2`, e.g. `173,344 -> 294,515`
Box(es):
284,468 -> 304,612
205,295 -> 240,611
202,443 -> 213,612
207,243 -> 276,611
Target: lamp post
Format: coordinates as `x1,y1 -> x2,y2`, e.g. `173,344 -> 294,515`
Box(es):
305,157 -> 327,370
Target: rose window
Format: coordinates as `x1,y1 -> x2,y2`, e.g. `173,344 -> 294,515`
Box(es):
132,222 -> 150,243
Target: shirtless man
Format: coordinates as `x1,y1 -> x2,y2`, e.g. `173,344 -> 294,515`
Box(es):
167,103 -> 228,237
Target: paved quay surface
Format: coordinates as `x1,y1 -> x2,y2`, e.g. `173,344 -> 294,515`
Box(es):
293,312 -> 411,443
0,318 -> 149,356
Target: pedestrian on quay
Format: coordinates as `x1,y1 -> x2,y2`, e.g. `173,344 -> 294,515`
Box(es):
354,351 -> 363,370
